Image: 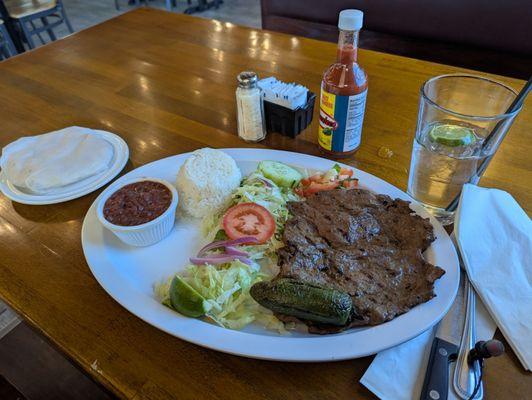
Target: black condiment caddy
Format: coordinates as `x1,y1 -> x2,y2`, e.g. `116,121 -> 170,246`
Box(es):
263,92 -> 316,138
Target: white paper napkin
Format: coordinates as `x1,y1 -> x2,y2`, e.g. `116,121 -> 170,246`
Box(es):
455,184 -> 532,371
360,275 -> 496,400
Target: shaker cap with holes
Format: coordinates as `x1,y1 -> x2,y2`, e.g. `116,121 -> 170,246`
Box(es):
237,71 -> 258,88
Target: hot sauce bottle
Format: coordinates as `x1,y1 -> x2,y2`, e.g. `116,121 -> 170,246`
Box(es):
318,10 -> 368,158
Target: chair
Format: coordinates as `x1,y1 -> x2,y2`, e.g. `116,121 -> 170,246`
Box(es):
114,0 -> 178,11
4,0 -> 73,49
166,0 -> 176,11
165,0 -> 190,11
0,19 -> 17,59
114,0 -> 140,11
183,0 -> 214,14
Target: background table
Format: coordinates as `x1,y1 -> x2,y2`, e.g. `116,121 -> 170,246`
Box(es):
0,8 -> 530,400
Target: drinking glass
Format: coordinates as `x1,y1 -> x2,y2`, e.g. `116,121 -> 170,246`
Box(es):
407,74 -> 522,225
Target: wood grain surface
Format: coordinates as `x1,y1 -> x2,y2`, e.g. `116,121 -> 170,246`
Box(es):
0,8 -> 530,400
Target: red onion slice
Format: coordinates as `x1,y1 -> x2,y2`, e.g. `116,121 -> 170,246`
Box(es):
258,177 -> 273,188
197,236 -> 258,256
225,246 -> 249,257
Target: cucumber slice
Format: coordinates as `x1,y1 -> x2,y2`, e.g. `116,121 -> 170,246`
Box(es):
258,161 -> 302,188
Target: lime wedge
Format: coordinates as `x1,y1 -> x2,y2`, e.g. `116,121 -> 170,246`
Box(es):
169,275 -> 210,317
428,124 -> 477,147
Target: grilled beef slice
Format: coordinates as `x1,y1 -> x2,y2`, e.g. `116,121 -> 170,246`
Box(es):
276,189 -> 445,334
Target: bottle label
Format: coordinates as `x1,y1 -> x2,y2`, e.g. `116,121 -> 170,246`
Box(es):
318,88 -> 367,152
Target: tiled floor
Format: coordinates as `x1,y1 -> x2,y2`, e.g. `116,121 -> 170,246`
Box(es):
0,300 -> 20,340
55,0 -> 261,39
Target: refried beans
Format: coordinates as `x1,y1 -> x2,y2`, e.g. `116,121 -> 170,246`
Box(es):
103,181 -> 172,226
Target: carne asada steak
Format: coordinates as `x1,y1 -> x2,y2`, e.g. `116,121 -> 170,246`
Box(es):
275,189 -> 445,333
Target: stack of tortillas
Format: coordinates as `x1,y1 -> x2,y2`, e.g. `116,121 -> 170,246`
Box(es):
0,126 -> 114,195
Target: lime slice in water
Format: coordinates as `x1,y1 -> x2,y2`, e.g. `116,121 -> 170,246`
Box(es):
169,275 -> 210,317
428,124 -> 477,147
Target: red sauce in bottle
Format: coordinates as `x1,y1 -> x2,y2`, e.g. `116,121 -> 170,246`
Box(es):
318,10 -> 368,158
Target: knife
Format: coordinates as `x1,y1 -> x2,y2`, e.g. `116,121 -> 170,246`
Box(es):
420,275 -> 466,400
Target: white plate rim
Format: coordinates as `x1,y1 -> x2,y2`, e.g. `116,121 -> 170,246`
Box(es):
81,148 -> 460,362
0,129 -> 129,205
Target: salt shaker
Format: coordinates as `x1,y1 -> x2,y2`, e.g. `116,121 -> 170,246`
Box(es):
236,71 -> 267,142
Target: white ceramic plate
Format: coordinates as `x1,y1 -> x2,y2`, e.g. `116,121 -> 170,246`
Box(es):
81,149 -> 459,362
0,129 -> 129,205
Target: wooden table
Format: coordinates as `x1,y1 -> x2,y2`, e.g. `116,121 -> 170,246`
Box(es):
0,8 -> 530,400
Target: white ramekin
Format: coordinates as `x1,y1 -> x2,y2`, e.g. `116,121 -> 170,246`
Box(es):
97,177 -> 178,247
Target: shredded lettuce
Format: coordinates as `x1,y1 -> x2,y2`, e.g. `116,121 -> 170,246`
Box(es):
156,168 -> 300,333
155,260 -> 287,332
202,171 -> 299,257
154,276 -> 172,308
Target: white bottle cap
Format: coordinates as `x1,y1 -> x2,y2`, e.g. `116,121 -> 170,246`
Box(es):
338,9 -> 363,31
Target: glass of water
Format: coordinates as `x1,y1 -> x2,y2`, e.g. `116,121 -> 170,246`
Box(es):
407,74 -> 522,225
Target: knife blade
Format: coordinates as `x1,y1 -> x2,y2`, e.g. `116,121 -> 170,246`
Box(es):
420,274 -> 466,400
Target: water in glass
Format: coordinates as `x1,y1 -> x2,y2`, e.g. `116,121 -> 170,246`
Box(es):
407,120 -> 488,223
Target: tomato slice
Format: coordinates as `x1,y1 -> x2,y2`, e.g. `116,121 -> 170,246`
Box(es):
339,168 -> 353,177
304,181 -> 340,195
222,203 -> 276,244
300,178 -> 311,186
342,179 -> 358,189
309,173 -> 323,183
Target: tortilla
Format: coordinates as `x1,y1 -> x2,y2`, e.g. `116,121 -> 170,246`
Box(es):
0,126 -> 114,194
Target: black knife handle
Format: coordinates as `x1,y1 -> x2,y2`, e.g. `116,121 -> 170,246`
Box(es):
420,338 -> 459,400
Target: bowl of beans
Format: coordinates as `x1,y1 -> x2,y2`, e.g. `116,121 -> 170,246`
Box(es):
97,177 -> 178,246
